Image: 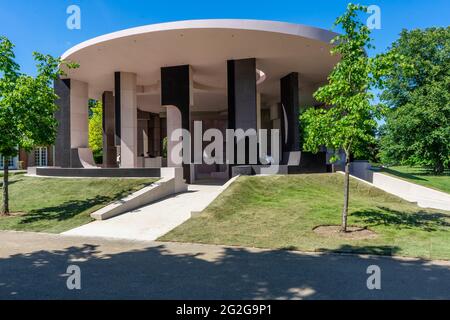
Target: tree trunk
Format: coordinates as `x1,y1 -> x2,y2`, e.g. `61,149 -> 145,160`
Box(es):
1,158 -> 10,216
341,156 -> 350,233
434,162 -> 444,175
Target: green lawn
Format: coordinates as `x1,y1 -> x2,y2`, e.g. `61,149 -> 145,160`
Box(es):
379,166 -> 450,194
0,171 -> 26,177
161,174 -> 450,260
0,174 -> 156,233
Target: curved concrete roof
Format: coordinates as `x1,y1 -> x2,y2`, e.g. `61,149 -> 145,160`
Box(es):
61,19 -> 339,112
62,19 -> 337,60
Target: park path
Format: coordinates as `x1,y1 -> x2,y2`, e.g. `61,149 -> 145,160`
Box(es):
62,182 -> 226,241
1,231 -> 450,300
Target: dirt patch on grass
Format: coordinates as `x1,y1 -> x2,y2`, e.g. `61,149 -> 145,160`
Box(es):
314,225 -> 378,240
10,212 -> 27,217
0,212 -> 27,217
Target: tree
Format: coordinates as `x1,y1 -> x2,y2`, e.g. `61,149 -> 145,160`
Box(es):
379,28 -> 450,174
0,36 -> 77,215
300,4 -> 389,232
89,100 -> 103,164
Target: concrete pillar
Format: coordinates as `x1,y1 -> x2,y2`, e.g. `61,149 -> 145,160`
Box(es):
115,72 -> 138,168
137,110 -> 151,159
280,72 -> 300,155
54,78 -> 89,168
70,80 -> 89,149
227,58 -> 258,166
102,91 -> 117,167
152,115 -> 161,157
54,78 -> 71,168
270,103 -> 282,159
257,92 -> 262,131
137,119 -> 146,157
166,106 -> 183,167
161,65 -> 193,182
142,123 -> 149,157
227,58 -> 257,131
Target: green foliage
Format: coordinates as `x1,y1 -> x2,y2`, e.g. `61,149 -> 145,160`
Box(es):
299,3 -> 399,232
0,36 -> 77,214
300,3 -> 389,162
88,100 -> 103,163
379,27 -> 450,173
0,36 -> 77,157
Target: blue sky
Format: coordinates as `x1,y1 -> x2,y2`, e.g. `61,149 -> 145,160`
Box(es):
0,0 -> 449,75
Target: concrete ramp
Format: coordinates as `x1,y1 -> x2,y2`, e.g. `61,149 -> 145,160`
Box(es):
62,177 -> 238,241
349,161 -> 450,211
90,167 -> 187,220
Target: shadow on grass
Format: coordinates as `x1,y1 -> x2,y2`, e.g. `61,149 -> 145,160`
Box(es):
318,244 -> 401,256
380,167 -> 427,181
19,196 -> 112,224
352,206 -> 450,232
1,241 -> 450,300
380,167 -> 450,180
0,180 -> 20,187
18,186 -> 151,225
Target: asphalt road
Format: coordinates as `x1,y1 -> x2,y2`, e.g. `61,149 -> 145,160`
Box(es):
1,231 -> 449,300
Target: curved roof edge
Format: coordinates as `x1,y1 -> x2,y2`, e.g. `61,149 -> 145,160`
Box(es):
61,19 -> 337,60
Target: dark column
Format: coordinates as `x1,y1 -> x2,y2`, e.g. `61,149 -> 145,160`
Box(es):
147,117 -> 154,157
227,58 -> 257,131
161,65 -> 192,182
54,78 -> 71,168
280,72 -> 300,159
227,58 -> 258,169
149,114 -> 162,157
102,91 -> 117,167
161,65 -> 192,132
114,72 -> 122,147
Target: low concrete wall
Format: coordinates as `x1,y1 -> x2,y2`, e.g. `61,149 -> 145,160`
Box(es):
30,167 -> 161,178
91,167 -> 187,220
349,161 -> 450,211
230,152 -> 328,177
350,161 -> 373,182
27,167 -> 37,176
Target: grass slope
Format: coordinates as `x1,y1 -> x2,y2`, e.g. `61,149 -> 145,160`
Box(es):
379,166 -> 450,194
161,174 -> 450,260
0,174 -> 155,233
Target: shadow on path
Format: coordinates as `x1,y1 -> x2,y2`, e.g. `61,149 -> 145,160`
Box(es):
1,240 -> 450,300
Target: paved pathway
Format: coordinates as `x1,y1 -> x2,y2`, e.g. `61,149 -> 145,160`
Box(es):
1,231 -> 450,300
63,182 -> 226,241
